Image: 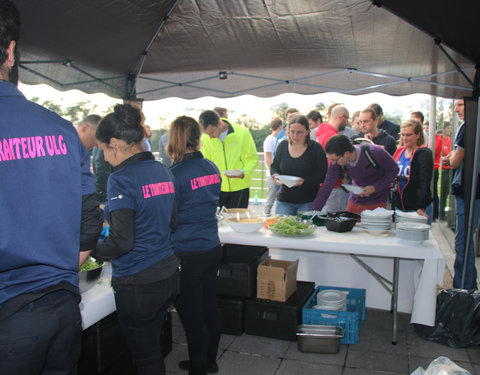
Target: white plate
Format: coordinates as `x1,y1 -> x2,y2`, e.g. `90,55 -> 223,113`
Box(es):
341,184 -> 365,194
275,175 -> 301,188
361,208 -> 395,217
223,169 -> 245,177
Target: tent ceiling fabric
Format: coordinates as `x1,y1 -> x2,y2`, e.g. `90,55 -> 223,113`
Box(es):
15,0 -> 478,100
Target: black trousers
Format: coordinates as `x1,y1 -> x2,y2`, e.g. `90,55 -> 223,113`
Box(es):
175,245 -> 222,375
113,271 -> 179,375
219,188 -> 250,208
0,290 -> 82,375
433,169 -> 440,220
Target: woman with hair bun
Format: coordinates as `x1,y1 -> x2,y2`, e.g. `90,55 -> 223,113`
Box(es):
392,118 -> 433,222
94,104 -> 180,375
167,116 -> 222,375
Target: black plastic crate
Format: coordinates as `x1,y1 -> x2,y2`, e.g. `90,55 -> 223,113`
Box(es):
216,244 -> 268,298
217,296 -> 245,335
244,281 -> 315,341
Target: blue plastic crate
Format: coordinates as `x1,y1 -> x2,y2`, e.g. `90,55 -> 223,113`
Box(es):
302,286 -> 366,344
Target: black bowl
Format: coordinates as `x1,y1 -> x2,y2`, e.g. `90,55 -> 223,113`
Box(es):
79,263 -> 104,293
327,211 -> 360,221
325,216 -> 357,233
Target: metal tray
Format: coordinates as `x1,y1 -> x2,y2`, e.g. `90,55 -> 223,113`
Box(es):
296,325 -> 343,354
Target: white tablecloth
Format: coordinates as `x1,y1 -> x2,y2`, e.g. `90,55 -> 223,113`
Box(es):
219,222 -> 445,326
79,263 -> 115,330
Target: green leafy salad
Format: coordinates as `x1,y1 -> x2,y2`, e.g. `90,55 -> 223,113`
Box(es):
79,258 -> 103,272
269,216 -> 315,236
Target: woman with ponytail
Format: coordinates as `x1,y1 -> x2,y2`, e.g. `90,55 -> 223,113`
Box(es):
167,116 -> 222,375
94,104 -> 180,375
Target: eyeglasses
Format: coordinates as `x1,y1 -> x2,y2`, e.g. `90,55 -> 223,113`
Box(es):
329,155 -> 344,163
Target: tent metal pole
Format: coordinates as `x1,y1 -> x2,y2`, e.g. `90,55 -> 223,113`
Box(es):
461,101 -> 480,289
435,40 -> 474,88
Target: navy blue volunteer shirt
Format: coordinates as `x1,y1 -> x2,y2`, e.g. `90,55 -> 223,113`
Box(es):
103,153 -> 176,277
170,151 -> 221,252
0,81 -> 96,311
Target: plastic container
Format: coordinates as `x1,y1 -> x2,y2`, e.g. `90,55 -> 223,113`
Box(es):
302,286 -> 366,344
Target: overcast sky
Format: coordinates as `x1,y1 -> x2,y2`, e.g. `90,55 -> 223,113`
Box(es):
19,82 -> 451,129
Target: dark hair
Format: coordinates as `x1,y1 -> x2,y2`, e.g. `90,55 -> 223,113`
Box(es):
270,117 -> 283,131
214,107 -> 228,118
167,116 -> 202,163
361,108 -> 377,120
287,114 -> 310,145
0,0 -> 20,67
368,103 -> 383,116
306,110 -> 323,123
411,111 -> 424,124
95,104 -> 144,145
325,135 -> 354,155
199,110 -> 220,130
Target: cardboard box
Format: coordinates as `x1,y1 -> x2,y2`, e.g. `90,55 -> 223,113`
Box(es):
256,257 -> 298,302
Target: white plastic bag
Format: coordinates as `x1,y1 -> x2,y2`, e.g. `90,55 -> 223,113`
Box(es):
410,356 -> 471,375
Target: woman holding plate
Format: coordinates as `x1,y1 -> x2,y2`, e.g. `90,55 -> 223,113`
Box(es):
270,114 -> 328,215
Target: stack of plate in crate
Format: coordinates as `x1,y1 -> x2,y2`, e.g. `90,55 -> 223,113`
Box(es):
313,289 -> 347,311
360,208 -> 394,234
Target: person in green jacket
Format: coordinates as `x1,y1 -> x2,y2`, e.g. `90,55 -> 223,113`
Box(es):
199,110 -> 259,208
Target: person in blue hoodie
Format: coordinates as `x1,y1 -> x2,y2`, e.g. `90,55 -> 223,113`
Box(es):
167,116 -> 222,375
94,104 -> 179,375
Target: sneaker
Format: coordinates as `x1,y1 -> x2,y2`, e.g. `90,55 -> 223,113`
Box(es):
178,360 -> 219,373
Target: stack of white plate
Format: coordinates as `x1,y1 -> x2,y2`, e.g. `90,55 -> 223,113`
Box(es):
396,222 -> 430,243
395,210 -> 428,224
313,289 -> 347,311
360,208 -> 394,233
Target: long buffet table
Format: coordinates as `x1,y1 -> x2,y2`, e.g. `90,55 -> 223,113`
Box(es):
218,221 -> 445,344
80,222 -> 445,344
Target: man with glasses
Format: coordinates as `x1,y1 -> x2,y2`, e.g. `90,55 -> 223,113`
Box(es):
313,135 -> 398,215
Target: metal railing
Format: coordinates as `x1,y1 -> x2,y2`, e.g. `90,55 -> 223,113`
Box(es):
154,151 -> 269,198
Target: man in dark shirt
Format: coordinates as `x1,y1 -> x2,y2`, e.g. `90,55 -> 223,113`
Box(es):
368,103 -> 400,141
355,108 -> 397,155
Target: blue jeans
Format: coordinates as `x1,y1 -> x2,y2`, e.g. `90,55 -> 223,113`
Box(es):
453,196 -> 480,289
276,201 -> 313,216
0,290 -> 82,375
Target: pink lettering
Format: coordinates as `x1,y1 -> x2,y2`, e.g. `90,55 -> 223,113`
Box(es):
21,137 -> 29,159
142,181 -> 175,199
12,138 -> 21,159
7,138 -> 16,160
58,135 -> 67,155
27,137 -> 36,158
53,135 -> 62,155
189,173 -> 220,191
3,139 -> 12,160
0,140 -> 4,161
191,178 -> 198,190
35,136 -> 46,157
45,136 -> 55,156
143,185 -> 151,198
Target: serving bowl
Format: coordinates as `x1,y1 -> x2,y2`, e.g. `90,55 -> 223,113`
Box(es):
226,217 -> 265,233
79,257 -> 104,293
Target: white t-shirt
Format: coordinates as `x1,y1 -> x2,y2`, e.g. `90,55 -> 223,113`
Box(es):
263,134 -> 277,171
